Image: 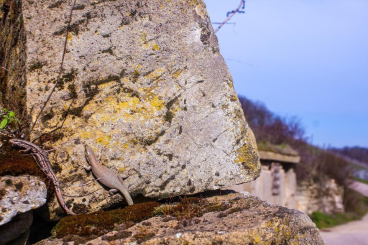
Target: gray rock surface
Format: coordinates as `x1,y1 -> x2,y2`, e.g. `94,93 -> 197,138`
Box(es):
38,192 -> 325,244
0,0 -> 260,219
0,175 -> 46,225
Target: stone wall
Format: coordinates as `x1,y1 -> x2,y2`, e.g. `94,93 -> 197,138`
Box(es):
296,178 -> 344,214
231,164 -> 297,209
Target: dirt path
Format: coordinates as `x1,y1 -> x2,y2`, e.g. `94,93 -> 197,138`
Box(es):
320,181 -> 368,244
320,213 -> 368,245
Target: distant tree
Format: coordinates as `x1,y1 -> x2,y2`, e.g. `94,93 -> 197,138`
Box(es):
238,96 -> 306,148
238,95 -> 352,184
330,147 -> 368,164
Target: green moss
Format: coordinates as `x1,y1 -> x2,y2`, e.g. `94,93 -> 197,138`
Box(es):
156,197 -> 232,224
53,202 -> 159,239
310,211 -> 358,229
257,141 -> 298,156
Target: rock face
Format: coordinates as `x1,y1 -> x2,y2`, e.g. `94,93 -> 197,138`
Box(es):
1,0 -> 260,219
0,175 -> 47,225
38,192 -> 325,245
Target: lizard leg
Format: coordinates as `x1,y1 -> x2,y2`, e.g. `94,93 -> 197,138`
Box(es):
19,146 -> 32,153
108,189 -> 119,196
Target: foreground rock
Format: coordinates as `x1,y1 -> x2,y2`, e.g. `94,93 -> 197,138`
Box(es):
0,175 -> 47,225
0,176 -> 46,245
38,192 -> 325,244
1,0 -> 260,219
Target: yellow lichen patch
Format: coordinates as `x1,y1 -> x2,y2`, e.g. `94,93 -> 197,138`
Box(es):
95,135 -> 111,146
132,64 -> 142,70
150,96 -> 164,111
80,131 -> 93,139
234,143 -> 260,174
152,44 -> 160,51
187,0 -> 198,6
253,234 -> 261,243
122,143 -> 129,148
172,69 -> 183,78
144,68 -> 165,82
67,33 -> 72,41
118,167 -> 126,173
101,114 -> 116,123
97,80 -> 118,89
118,26 -> 124,30
116,97 -> 140,110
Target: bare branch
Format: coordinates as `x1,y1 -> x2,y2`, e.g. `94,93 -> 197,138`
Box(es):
214,0 -> 245,33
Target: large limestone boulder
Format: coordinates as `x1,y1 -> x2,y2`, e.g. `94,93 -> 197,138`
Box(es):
37,192 -> 325,244
1,0 -> 260,219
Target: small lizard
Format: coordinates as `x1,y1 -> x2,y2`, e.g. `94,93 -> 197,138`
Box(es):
9,139 -> 76,215
84,145 -> 134,205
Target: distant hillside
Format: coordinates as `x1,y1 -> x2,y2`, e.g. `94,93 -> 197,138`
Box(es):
238,95 -> 352,184
330,147 -> 368,166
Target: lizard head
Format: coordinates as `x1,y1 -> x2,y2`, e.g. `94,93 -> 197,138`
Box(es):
85,145 -> 95,165
9,139 -> 23,145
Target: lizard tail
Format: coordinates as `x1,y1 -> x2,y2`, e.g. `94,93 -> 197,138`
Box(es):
54,182 -> 76,215
118,186 -> 134,205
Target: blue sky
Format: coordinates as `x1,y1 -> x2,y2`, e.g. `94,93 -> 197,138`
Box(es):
204,0 -> 368,148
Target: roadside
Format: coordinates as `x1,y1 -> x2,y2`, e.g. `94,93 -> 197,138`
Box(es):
320,213 -> 368,245
319,180 -> 368,245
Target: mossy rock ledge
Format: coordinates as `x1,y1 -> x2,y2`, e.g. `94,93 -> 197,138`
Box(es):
0,0 -> 260,219
37,192 -> 325,244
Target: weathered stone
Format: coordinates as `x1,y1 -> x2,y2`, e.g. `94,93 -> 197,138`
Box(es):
37,192 -> 325,244
296,178 -> 344,214
0,211 -> 32,245
1,0 -> 260,219
0,175 -> 47,225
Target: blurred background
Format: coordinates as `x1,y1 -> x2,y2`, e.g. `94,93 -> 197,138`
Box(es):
204,0 -> 368,244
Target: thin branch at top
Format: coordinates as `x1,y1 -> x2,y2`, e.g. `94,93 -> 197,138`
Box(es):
214,0 -> 245,33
